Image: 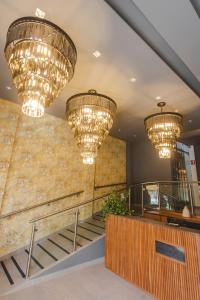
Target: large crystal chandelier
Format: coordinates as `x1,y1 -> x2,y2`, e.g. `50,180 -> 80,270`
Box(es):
144,102 -> 183,159
66,90 -> 117,164
5,17 -> 77,117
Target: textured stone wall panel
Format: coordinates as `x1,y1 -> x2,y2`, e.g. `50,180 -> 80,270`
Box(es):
0,99 -> 126,257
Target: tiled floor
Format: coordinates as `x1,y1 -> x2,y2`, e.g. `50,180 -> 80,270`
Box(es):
1,261 -> 154,300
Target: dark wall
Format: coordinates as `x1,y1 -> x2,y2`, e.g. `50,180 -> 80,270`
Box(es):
127,139 -> 172,184
194,145 -> 200,180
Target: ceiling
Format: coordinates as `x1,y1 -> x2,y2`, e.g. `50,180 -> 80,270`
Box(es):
0,0 -> 199,142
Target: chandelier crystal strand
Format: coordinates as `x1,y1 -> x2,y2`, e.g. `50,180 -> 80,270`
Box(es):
5,17 -> 77,117
66,90 -> 117,164
144,102 -> 183,159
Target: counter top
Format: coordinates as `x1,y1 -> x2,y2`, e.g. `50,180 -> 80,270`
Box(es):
124,215 -> 200,234
144,209 -> 200,223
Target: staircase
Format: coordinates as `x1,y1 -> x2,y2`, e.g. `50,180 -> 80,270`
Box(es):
0,213 -> 105,295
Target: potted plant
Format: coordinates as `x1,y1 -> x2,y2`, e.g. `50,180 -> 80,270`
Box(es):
102,190 -> 133,218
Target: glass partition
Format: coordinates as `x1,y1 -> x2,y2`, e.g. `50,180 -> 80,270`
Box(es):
129,181 -> 200,217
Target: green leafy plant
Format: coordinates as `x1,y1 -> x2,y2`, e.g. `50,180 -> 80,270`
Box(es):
102,190 -> 133,217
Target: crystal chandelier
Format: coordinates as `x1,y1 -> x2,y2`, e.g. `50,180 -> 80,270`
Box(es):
144,102 -> 183,159
5,17 -> 77,117
66,90 -> 117,164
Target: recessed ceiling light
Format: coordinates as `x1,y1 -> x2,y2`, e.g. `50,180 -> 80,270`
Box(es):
156,96 -> 161,100
6,86 -> 11,90
130,77 -> 136,83
188,119 -> 192,123
35,8 -> 46,18
92,50 -> 101,58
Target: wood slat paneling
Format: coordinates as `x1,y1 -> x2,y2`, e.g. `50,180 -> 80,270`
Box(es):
105,215 -> 200,300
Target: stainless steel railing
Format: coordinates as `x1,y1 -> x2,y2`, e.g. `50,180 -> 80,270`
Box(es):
128,181 -> 200,217
0,190 -> 84,219
25,187 -> 127,278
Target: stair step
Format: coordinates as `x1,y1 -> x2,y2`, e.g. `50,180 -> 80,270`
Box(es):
0,261 -> 14,285
37,244 -> 58,262
78,224 -> 102,235
39,239 -> 66,260
57,233 -> 82,248
48,234 -> 72,253
0,261 -> 14,293
0,210 -> 105,294
79,222 -> 104,234
10,256 -> 26,279
85,220 -> 105,229
76,226 -> 102,239
92,216 -> 105,222
62,229 -> 90,246
25,249 -> 44,270
2,256 -> 25,287
66,228 -> 93,241
12,251 -> 27,273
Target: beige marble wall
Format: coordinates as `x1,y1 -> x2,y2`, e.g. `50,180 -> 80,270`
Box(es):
0,99 -> 126,257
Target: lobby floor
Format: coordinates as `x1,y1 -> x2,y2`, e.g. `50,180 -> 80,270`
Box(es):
1,261 -> 154,300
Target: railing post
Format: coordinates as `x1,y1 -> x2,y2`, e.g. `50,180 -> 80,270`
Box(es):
128,186 -> 131,212
158,183 -> 161,211
188,183 -> 194,216
26,223 -> 36,279
73,209 -> 79,252
141,184 -> 144,216
92,162 -> 96,217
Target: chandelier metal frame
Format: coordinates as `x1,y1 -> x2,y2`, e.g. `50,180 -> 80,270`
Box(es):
5,16 -> 77,117
66,89 -> 117,165
144,102 -> 183,159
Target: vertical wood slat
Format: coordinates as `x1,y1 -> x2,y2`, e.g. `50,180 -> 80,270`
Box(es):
105,215 -> 200,300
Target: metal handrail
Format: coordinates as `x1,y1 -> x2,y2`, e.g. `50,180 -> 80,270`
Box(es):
159,190 -> 182,202
129,180 -> 200,187
30,187 -> 126,223
129,181 -> 198,217
25,187 -> 127,278
129,181 -> 200,188
0,190 -> 84,220
94,182 -> 127,189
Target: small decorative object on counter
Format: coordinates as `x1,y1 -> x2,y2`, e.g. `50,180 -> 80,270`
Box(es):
182,205 -> 190,218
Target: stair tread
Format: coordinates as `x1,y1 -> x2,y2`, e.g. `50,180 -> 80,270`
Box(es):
40,239 -> 66,260
10,251 -> 27,276
70,226 -> 101,240
0,210 -> 104,293
0,262 -> 13,293
79,222 -> 104,234
85,219 -> 105,229
2,257 -> 24,285
32,244 -> 56,268
12,249 -> 41,277
48,234 -> 73,253
63,229 -> 91,246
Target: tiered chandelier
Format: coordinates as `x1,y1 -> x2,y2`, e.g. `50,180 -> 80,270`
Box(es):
66,90 -> 117,164
5,17 -> 77,117
144,102 -> 183,159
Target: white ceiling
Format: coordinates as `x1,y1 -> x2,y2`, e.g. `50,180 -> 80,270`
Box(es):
0,0 -> 199,141
133,0 -> 200,80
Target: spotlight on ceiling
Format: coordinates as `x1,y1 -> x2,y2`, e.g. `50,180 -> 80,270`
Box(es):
92,50 -> 101,58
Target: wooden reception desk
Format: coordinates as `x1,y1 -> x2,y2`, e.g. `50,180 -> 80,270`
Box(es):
105,215 -> 200,300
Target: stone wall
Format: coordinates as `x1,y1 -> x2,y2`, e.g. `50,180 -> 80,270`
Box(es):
0,99 -> 126,257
